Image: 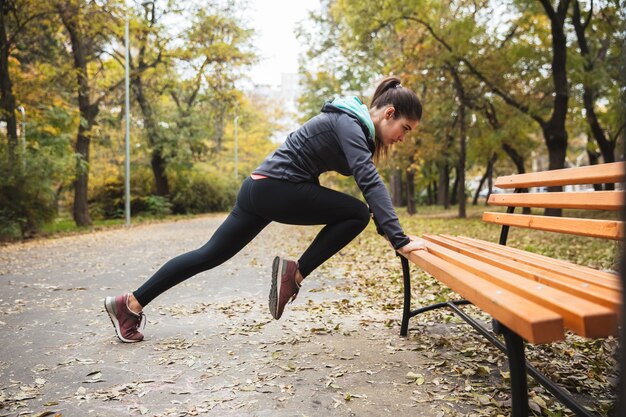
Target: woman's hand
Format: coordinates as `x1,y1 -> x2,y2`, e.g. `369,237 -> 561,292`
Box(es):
397,235 -> 428,255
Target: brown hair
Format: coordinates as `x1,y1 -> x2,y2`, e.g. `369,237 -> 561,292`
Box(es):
371,76 -> 423,162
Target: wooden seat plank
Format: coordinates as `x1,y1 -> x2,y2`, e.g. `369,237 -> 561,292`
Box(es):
482,212 -> 624,240
404,250 -> 564,344
424,234 -> 621,314
421,239 -> 618,337
452,235 -> 619,281
488,191 -> 623,211
494,162 -> 625,189
446,235 -> 621,290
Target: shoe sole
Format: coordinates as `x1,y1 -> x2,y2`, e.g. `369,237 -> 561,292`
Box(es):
269,256 -> 284,319
104,296 -> 141,343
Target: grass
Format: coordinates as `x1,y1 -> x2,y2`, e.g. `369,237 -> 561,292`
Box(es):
36,212 -> 202,238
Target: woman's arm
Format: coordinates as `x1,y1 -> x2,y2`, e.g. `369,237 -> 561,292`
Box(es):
335,115 -> 410,249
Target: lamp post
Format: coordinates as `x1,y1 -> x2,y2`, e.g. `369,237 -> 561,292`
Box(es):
124,1 -> 131,226
234,115 -> 239,180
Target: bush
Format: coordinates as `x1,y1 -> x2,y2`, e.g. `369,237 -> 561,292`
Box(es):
89,177 -> 126,219
142,195 -> 172,218
0,154 -> 58,239
171,171 -> 237,214
90,177 -> 172,219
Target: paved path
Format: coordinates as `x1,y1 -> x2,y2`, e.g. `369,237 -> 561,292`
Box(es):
0,216 -> 461,417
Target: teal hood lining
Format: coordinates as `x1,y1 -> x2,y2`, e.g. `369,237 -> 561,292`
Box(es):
330,96 -> 375,141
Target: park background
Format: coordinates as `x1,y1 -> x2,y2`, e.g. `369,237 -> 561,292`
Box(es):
0,0 -> 624,238
0,1 -> 625,416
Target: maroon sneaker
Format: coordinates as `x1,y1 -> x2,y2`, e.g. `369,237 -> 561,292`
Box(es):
269,256 -> 301,320
104,293 -> 145,343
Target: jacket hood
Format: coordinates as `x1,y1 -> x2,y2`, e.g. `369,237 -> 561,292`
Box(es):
322,96 -> 375,142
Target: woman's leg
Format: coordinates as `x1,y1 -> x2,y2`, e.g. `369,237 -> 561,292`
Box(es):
132,205 -> 269,307
249,179 -> 371,278
105,178 -> 270,342
133,179 -> 270,308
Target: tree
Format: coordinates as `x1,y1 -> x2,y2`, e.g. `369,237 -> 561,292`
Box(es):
124,1 -> 169,195
0,0 -> 18,165
571,0 -> 624,190
120,2 -> 255,196
56,0 -> 125,226
397,1 -> 571,214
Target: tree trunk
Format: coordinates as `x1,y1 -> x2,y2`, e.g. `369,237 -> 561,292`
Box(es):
544,122 -> 568,217
150,151 -> 169,196
0,1 -> 18,166
60,6 -> 96,227
73,122 -> 93,226
437,162 -> 450,209
472,154 -> 496,206
450,167 -> 459,206
486,158 -> 494,202
501,143 -> 531,213
451,66 -> 467,218
501,143 -> 525,175
427,181 -> 435,205
390,168 -> 403,206
133,77 -> 170,196
457,156 -> 466,218
406,168 -> 416,215
472,169 -> 487,206
587,137 -> 603,190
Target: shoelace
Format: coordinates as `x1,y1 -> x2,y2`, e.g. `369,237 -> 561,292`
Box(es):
288,287 -> 300,304
134,312 -> 147,331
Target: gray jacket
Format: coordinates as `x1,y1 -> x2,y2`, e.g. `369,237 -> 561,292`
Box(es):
254,101 -> 410,250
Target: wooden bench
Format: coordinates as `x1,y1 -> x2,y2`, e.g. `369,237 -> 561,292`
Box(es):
399,162 -> 623,417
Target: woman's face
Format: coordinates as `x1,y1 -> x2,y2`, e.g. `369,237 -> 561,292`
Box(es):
377,106 -> 419,146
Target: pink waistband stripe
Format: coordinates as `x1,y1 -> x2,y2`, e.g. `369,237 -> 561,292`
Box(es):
250,174 -> 269,180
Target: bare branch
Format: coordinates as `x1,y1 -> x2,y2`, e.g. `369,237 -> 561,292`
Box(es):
612,121 -> 626,144
499,24 -> 518,49
400,14 -> 546,128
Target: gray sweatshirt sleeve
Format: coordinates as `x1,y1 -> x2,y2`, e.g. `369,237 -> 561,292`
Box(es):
335,116 -> 410,250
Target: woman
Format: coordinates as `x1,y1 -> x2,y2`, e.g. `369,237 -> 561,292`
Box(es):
105,76 -> 427,343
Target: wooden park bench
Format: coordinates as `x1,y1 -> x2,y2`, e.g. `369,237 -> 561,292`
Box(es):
398,162 -> 623,417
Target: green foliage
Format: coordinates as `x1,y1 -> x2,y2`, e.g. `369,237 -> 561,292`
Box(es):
170,170 -> 238,214
137,195 -> 173,218
0,150 -> 59,239
89,176 -> 173,220
0,100 -> 76,239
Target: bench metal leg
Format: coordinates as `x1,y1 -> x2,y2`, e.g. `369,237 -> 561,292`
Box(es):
494,320 -> 529,417
398,258 -> 596,416
400,256 -> 411,336
400,256 -> 470,337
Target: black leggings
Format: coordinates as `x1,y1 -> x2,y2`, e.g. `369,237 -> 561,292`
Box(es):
133,177 -> 371,307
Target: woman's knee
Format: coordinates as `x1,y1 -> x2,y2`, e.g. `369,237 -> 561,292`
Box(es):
353,201 -> 371,230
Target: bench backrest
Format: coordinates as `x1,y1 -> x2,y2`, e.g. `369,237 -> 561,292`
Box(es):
485,162 -> 625,241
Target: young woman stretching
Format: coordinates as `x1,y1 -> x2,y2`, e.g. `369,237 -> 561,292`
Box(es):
105,76 -> 427,343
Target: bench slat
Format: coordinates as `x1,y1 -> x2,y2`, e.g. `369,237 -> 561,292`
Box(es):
488,191 -> 623,211
421,238 -> 618,337
425,235 -> 621,313
404,250 -> 564,343
444,235 -> 621,291
494,162 -> 625,189
482,212 -> 624,240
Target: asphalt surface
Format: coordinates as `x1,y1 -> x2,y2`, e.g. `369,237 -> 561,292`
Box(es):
0,215 -> 456,417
